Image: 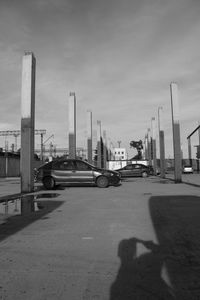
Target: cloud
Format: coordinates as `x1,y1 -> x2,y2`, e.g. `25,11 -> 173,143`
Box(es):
1,0 -> 200,158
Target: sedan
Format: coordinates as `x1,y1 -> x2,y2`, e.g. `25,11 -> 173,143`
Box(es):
35,159 -> 121,189
115,163 -> 150,178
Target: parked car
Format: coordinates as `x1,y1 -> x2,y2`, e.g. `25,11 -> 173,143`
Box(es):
147,165 -> 161,175
115,163 -> 150,178
35,159 -> 121,189
183,165 -> 193,174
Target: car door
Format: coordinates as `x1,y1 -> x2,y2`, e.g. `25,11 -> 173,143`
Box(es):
74,160 -> 94,182
131,164 -> 143,176
120,165 -> 133,177
52,160 -> 76,183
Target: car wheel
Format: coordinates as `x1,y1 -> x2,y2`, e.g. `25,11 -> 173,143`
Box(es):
43,176 -> 55,190
142,171 -> 148,178
96,176 -> 109,188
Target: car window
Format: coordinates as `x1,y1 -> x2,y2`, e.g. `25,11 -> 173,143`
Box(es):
75,161 -> 91,171
61,161 -> 75,170
53,161 -> 75,170
125,165 -> 133,170
134,165 -> 142,169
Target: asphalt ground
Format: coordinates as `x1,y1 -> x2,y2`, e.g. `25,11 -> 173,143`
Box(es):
0,175 -> 200,299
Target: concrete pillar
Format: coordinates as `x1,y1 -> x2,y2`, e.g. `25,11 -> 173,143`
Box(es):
198,122 -> 200,145
158,107 -> 165,178
170,82 -> 182,183
103,130 -> 107,169
151,117 -> 157,174
147,128 -> 151,165
86,110 -> 93,164
107,137 -> 111,161
97,120 -> 102,168
68,92 -> 76,159
144,134 -> 148,160
188,137 -> 192,164
40,133 -> 44,162
110,142 -> 115,160
21,52 -> 36,193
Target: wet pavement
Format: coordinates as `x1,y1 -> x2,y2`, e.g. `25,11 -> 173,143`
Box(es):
0,193 -> 61,225
0,176 -> 200,299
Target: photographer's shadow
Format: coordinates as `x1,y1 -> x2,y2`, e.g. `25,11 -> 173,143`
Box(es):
110,237 -> 175,300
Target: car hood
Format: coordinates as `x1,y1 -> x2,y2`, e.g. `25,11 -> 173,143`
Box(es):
94,168 -> 120,176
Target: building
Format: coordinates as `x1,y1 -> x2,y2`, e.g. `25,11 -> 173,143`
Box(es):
113,148 -> 128,160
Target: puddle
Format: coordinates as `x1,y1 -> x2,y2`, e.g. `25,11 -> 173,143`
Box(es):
0,193 -> 60,221
35,193 -> 59,199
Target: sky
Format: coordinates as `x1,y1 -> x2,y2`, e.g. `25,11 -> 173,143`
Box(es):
0,0 -> 200,159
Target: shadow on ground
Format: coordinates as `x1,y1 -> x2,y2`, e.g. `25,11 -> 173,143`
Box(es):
110,195 -> 200,299
149,195 -> 200,299
0,193 -> 64,243
110,236 -> 175,299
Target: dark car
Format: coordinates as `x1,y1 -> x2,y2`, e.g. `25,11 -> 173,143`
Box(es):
115,163 -> 150,178
35,159 -> 121,189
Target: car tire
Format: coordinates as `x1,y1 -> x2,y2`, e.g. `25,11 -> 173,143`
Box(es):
142,171 -> 148,178
112,177 -> 120,186
96,176 -> 109,188
43,176 -> 55,190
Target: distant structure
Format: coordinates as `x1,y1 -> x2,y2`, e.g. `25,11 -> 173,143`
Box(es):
113,147 -> 127,160
130,140 -> 143,160
68,92 -> 76,159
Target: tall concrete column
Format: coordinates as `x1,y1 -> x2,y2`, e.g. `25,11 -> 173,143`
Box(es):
188,137 -> 192,164
40,133 -> 44,162
198,122 -> 200,145
158,107 -> 165,178
97,120 -> 102,168
151,117 -> 157,174
107,137 -> 111,161
21,52 -> 36,193
170,82 -> 182,183
147,128 -> 151,165
86,110 -> 93,164
144,134 -> 148,160
110,142 -> 115,160
68,92 -> 76,159
103,130 -> 107,169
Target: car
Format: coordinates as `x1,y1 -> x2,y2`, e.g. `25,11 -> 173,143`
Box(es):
147,165 -> 161,175
115,163 -> 150,178
35,158 -> 121,189
183,165 -> 193,174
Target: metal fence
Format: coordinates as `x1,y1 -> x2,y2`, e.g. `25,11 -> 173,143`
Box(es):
0,156 -> 42,177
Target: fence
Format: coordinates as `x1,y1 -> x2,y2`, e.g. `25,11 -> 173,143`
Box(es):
0,156 -> 43,177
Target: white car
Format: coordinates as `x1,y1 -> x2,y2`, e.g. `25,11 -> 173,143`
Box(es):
183,165 -> 193,174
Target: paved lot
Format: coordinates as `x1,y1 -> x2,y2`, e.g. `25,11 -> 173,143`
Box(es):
0,176 -> 200,299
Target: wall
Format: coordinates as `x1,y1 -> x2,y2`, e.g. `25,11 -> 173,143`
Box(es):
0,156 -> 43,177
